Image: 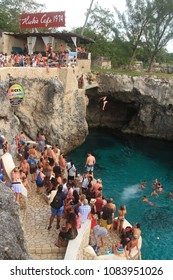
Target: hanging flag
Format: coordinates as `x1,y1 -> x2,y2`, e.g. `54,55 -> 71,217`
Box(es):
71,37 -> 77,47
7,84 -> 24,106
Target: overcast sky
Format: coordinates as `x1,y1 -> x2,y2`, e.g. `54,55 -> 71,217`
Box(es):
35,0 -> 173,53
35,0 -> 126,30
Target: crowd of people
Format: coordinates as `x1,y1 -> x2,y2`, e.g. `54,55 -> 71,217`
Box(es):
0,51 -> 76,69
0,130 -> 142,259
0,43 -> 87,69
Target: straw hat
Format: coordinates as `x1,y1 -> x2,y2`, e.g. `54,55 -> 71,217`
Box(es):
90,198 -> 96,204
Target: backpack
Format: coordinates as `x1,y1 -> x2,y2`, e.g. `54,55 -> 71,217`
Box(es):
50,192 -> 63,209
30,158 -> 36,169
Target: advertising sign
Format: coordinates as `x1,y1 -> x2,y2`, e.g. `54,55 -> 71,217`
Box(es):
20,11 -> 65,29
7,84 -> 24,106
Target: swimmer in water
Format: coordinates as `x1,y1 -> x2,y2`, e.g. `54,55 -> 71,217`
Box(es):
142,196 -> 156,206
139,180 -> 146,190
151,190 -> 159,197
166,191 -> 173,198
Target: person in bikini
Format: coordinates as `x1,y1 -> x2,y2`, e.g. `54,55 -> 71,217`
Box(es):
116,205 -> 126,235
132,223 -> 141,240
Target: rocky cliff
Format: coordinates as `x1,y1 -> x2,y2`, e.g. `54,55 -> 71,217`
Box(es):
0,74 -> 88,153
86,74 -> 173,140
0,182 -> 30,259
1,72 -> 173,153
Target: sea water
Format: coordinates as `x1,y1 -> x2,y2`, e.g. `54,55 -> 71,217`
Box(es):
68,128 -> 173,260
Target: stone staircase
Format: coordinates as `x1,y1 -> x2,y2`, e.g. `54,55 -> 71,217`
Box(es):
29,246 -> 66,260
19,184 -> 66,260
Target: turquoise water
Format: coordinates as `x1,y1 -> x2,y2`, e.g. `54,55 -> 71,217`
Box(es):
68,129 -> 173,260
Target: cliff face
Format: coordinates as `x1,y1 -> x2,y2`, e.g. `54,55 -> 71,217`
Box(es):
14,77 -> 88,152
0,81 -> 20,142
1,72 -> 173,153
0,182 -> 30,259
0,74 -> 88,153
86,74 -> 173,140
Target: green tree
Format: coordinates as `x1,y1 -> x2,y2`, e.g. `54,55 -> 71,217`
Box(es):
143,0 -> 173,72
0,0 -> 44,32
114,0 -> 157,70
86,2 -> 117,40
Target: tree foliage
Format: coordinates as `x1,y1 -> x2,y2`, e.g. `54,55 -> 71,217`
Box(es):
114,0 -> 173,71
0,0 -> 44,32
85,2 -> 117,40
1,0 -> 173,70
142,0 -> 173,71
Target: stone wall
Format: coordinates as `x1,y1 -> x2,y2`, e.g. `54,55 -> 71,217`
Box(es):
64,218 -> 142,260
64,220 -> 91,260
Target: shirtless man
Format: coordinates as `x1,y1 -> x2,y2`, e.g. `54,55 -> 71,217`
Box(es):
20,159 -> 30,176
59,153 -> 67,178
29,145 -> 38,159
85,152 -> 96,174
100,96 -> 108,111
142,196 -> 156,206
19,131 -> 26,145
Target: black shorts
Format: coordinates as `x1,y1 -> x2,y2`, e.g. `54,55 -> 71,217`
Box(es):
30,167 -> 37,174
96,211 -> 102,220
36,181 -> 44,188
48,157 -> 54,165
68,175 -> 75,181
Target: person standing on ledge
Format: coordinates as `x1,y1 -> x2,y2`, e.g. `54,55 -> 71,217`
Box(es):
85,151 -> 96,175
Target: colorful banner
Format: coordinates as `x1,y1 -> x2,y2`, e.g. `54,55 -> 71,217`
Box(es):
7,84 -> 24,106
20,12 -> 66,29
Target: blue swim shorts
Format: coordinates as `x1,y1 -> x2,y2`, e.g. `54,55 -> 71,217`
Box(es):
86,164 -> 94,172
51,205 -> 64,216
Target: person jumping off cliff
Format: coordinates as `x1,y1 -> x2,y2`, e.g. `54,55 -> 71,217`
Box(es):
100,96 -> 108,111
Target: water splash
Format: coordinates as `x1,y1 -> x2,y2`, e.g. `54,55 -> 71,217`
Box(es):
121,184 -> 140,201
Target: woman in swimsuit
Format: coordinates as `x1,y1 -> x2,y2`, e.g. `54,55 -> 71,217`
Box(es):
117,205 -> 126,235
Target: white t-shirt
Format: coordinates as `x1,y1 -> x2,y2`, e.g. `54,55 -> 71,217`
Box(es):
66,162 -> 76,177
62,183 -> 68,194
81,177 -> 89,189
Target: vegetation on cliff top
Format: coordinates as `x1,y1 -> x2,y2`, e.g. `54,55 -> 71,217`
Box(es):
91,67 -> 173,79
